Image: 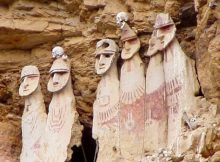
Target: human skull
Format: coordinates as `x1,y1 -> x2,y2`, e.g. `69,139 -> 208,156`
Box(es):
190,117 -> 197,123
116,12 -> 129,28
52,46 -> 65,58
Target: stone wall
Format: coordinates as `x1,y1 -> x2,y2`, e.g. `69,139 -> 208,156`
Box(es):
0,0 -> 219,161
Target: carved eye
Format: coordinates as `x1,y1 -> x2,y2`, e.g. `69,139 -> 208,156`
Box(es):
104,54 -> 111,58
160,25 -> 171,30
102,42 -> 109,48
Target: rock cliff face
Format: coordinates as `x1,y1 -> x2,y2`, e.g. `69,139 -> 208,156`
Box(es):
0,0 -> 219,161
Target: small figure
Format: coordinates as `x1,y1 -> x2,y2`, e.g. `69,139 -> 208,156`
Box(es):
19,65 -> 47,162
44,47 -> 82,162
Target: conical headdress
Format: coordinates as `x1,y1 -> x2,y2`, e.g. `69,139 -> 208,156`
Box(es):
121,23 -> 138,42
154,13 -> 174,29
95,39 -> 119,56
49,58 -> 70,74
21,65 -> 40,79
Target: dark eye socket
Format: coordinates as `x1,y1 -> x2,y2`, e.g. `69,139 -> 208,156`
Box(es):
104,54 -> 111,58
51,72 -> 66,77
160,25 -> 172,31
96,55 -> 100,59
102,42 -> 109,48
96,54 -> 112,59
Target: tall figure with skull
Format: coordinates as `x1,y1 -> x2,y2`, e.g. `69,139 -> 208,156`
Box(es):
149,13 -> 200,153
19,65 -> 47,162
44,46 -> 80,162
116,12 -> 145,161
92,39 -> 120,162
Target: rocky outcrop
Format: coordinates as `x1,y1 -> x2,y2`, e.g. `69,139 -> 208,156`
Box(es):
195,0 -> 220,108
0,122 -> 21,162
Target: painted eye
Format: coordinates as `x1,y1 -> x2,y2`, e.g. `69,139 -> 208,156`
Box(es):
59,72 -> 66,75
29,77 -> 35,80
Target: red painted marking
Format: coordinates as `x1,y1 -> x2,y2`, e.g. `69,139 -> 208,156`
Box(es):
145,84 -> 166,121
120,94 -> 145,132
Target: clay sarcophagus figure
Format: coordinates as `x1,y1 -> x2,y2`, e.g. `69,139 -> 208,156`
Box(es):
92,39 -> 120,162
116,12 -> 145,161
149,13 -> 200,152
144,31 -> 167,152
44,46 -> 81,162
19,65 -> 47,162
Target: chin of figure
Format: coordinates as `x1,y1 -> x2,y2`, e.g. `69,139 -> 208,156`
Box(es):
121,38 -> 140,60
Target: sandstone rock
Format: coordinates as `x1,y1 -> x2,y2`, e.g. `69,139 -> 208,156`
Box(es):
0,122 -> 21,162
196,1 -> 220,107
211,151 -> 220,162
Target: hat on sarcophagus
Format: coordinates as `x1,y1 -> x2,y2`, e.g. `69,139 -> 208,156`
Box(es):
21,65 -> 40,79
154,13 -> 176,49
120,23 -> 140,60
95,39 -> 119,56
120,23 -> 138,42
154,13 -> 174,29
49,58 -> 70,74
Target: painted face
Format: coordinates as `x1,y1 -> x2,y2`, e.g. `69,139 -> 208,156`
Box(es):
95,53 -> 115,75
157,25 -> 174,38
154,13 -> 176,48
145,31 -> 164,57
47,70 -> 70,92
119,22 -> 140,60
156,25 -> 176,48
19,66 -> 40,96
121,38 -> 140,60
47,58 -> 70,92
95,39 -> 118,75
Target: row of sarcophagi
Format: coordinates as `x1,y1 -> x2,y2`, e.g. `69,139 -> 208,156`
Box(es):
92,12 -> 201,162
19,47 -> 82,162
19,12 -> 200,162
